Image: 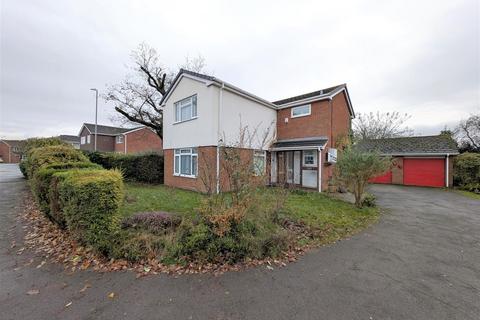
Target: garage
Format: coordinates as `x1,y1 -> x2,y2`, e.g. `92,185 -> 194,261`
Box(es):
403,158 -> 445,187
358,135 -> 459,188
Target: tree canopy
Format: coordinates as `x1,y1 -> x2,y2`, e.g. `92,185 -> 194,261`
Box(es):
105,43 -> 206,139
353,111 -> 413,141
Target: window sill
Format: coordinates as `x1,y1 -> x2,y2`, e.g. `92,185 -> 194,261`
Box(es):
291,113 -> 311,119
173,117 -> 198,125
174,174 -> 197,179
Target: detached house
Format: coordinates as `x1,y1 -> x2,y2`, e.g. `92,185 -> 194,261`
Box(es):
79,123 -> 163,154
0,140 -> 25,163
161,69 -> 354,193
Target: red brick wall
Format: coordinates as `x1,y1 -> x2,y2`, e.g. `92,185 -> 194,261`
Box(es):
120,128 -> 163,154
164,146 -> 264,193
164,147 -> 216,193
0,142 -> 11,163
277,100 -> 331,140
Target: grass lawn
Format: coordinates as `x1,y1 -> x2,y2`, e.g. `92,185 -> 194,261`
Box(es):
454,189 -> 480,200
122,183 -> 380,245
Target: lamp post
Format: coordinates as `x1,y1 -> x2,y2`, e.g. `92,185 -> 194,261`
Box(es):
90,88 -> 98,151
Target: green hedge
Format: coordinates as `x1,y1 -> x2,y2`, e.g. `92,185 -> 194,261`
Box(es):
32,161 -> 102,226
55,169 -> 124,254
25,145 -> 88,179
20,138 -> 69,178
454,152 -> 480,193
84,151 -> 164,184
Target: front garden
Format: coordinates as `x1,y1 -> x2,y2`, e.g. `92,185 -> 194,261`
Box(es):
19,138 -> 380,274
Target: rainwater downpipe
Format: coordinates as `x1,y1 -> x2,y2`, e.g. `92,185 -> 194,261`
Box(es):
445,154 -> 449,187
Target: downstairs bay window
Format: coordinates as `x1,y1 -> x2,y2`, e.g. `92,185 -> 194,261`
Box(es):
174,148 -> 198,177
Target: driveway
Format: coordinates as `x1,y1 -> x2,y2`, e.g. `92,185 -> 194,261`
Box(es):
0,164 -> 479,320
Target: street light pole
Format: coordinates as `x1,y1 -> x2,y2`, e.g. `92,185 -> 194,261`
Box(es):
90,88 -> 98,151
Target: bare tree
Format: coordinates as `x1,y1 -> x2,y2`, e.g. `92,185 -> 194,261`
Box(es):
353,111 -> 414,141
105,43 -> 206,138
455,114 -> 480,152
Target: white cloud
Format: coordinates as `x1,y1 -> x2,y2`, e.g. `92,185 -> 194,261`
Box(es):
0,0 -> 478,139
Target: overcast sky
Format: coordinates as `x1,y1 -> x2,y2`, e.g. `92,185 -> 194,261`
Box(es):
1,0 -> 479,139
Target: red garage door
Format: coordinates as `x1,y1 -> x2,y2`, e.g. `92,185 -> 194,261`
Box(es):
403,158 -> 445,187
370,170 -> 392,184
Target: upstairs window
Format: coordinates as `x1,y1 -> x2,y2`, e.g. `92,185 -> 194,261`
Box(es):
291,104 -> 311,118
87,135 -> 91,144
174,148 -> 198,177
81,136 -> 86,144
116,135 -> 124,144
175,95 -> 197,123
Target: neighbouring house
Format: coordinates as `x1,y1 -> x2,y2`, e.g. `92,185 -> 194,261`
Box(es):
58,135 -> 81,149
78,123 -> 163,154
357,135 -> 459,187
0,140 -> 26,163
161,69 -> 354,193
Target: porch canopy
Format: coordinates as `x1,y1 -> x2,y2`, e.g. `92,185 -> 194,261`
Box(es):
270,136 -> 328,151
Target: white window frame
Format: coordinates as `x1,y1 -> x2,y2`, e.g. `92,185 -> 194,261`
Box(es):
116,135 -> 124,144
174,95 -> 197,123
302,150 -> 317,167
291,104 -> 311,118
174,148 -> 198,178
80,136 -> 86,145
87,135 -> 91,144
253,150 -> 266,176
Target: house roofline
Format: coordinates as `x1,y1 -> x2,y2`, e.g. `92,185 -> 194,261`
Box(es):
380,152 -> 459,156
160,70 -> 278,109
274,85 -> 355,118
121,126 -> 157,135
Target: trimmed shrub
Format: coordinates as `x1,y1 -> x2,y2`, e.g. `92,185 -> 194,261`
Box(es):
20,138 -> 69,178
55,169 -> 124,254
84,151 -> 164,183
26,145 -> 88,179
32,161 -> 102,225
19,161 -> 28,178
454,153 -> 480,193
23,137 -> 68,155
121,211 -> 181,235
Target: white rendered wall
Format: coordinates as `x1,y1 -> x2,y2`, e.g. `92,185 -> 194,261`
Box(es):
219,89 -> 277,150
163,77 -> 219,149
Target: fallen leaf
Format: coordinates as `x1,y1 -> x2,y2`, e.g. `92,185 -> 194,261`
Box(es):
36,261 -> 46,269
26,289 -> 39,295
79,284 -> 91,293
266,265 -> 274,271
108,292 -> 115,299
65,301 -> 72,307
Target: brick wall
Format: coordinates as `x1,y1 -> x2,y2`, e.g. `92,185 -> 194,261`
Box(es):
164,147 -> 216,193
165,146 -> 263,193
0,142 -> 11,163
122,128 -> 163,154
391,157 -> 404,184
